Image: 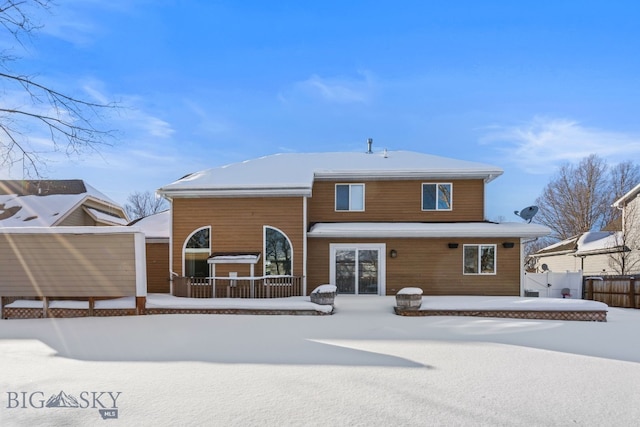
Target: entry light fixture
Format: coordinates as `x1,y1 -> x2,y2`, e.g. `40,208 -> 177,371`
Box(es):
389,249 -> 398,258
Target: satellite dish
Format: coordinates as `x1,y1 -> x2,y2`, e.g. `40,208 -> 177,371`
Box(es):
514,205 -> 539,223
541,263 -> 549,271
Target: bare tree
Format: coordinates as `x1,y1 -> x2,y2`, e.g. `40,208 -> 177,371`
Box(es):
534,155 -> 640,242
1,0 -> 116,176
125,191 -> 168,220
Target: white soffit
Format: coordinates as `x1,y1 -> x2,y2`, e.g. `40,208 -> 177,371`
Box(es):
307,222 -> 551,239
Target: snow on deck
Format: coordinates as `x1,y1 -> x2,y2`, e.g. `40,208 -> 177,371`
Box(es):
145,294 -> 334,313
417,295 -> 608,312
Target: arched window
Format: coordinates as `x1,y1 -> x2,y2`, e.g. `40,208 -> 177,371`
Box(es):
183,227 -> 210,277
264,226 -> 292,276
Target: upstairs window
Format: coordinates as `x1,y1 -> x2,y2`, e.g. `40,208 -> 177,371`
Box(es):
335,184 -> 365,211
463,244 -> 496,275
422,183 -> 452,211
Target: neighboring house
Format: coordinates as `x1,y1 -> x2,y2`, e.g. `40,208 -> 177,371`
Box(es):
129,210 -> 171,294
0,180 -> 128,227
530,231 -> 627,275
531,182 -> 640,276
612,182 -> 640,274
157,148 -> 549,296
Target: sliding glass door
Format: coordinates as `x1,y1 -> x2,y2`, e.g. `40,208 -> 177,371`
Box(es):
330,244 -> 385,295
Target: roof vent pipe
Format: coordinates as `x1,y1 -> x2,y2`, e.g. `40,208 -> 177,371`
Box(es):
366,138 -> 373,154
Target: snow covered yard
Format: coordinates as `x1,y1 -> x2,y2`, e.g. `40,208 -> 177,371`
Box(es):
0,296 -> 638,426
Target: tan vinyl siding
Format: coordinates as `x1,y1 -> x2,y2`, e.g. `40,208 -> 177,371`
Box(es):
307,237 -> 520,296
56,200 -> 127,227
308,179 -> 485,222
57,205 -> 96,226
171,197 -> 304,277
146,242 -> 170,293
0,232 -> 137,297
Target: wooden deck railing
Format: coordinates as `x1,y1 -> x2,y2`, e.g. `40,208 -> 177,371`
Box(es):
173,276 -> 303,299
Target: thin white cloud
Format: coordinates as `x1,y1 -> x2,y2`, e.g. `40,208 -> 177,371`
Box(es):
183,100 -> 231,136
281,71 -> 376,104
481,117 -> 640,174
38,0 -> 141,47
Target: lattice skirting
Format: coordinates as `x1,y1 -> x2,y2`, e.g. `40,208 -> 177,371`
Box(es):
394,308 -> 607,322
145,308 -> 333,316
3,307 -> 44,319
93,309 -> 138,317
47,308 -> 89,318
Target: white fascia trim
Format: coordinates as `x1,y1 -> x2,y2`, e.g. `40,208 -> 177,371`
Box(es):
612,183 -> 640,207
308,223 -> 551,239
158,187 -> 312,198
314,170 -> 504,183
0,226 -> 142,235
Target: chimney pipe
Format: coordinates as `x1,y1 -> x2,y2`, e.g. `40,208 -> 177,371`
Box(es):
366,138 -> 373,154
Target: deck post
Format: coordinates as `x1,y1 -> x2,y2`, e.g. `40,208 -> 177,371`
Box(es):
136,296 -> 146,315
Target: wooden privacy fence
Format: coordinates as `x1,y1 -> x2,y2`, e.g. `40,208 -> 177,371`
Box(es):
173,276 -> 303,299
583,276 -> 639,308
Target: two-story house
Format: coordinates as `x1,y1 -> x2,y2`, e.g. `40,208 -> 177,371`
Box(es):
157,148 -> 549,297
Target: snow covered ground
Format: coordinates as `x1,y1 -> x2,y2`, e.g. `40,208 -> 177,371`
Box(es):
0,296 -> 638,426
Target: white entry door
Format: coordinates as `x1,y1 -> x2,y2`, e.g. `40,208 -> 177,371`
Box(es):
330,244 -> 386,295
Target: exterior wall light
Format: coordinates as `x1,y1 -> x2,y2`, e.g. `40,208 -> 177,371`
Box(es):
390,249 -> 398,258
502,242 -> 515,248
447,243 -> 459,249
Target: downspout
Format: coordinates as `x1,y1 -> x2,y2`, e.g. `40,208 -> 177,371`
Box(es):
303,196 -> 308,296
520,238 -> 525,296
163,194 -> 175,295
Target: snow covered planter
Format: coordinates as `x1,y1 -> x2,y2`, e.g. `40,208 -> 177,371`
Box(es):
395,287 -> 423,310
310,284 -> 337,305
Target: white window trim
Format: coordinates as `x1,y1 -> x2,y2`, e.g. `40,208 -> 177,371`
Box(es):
329,243 -> 386,295
421,182 -> 453,211
462,244 -> 497,275
263,225 -> 294,276
335,183 -> 365,212
182,226 -> 211,276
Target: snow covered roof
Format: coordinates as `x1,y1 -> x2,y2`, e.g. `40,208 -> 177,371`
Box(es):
158,150 -> 504,197
0,180 -> 126,227
574,231 -> 625,256
85,207 -> 129,226
128,210 -> 170,240
533,231 -> 625,257
308,222 -> 550,238
208,252 -> 261,264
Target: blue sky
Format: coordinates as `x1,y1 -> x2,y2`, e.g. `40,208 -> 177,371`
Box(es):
2,0 -> 640,220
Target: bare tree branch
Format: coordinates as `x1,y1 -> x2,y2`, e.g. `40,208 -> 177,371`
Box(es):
125,191 -> 168,221
535,154 -> 640,243
0,0 -> 118,176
